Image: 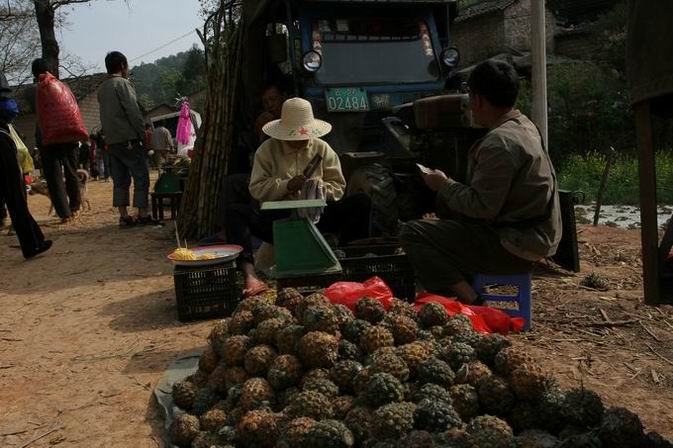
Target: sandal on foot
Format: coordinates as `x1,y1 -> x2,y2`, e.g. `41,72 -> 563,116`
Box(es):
242,284 -> 269,298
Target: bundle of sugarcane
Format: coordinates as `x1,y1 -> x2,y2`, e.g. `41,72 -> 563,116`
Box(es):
178,0 -> 243,239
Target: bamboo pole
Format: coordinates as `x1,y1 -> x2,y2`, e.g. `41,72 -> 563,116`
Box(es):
179,1 -> 244,238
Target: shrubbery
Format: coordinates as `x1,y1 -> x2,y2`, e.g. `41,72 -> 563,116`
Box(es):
557,151 -> 673,205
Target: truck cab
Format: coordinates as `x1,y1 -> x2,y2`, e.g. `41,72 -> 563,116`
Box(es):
250,0 -> 471,232
296,2 -> 458,156
257,0 -> 459,154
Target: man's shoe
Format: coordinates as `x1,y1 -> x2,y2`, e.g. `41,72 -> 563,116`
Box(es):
136,216 -> 161,226
119,216 -> 136,228
25,240 -> 52,259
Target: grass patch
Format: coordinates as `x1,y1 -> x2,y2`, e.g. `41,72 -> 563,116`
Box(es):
557,151 -> 673,205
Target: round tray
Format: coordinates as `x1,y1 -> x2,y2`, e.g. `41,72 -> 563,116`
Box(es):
167,244 -> 243,267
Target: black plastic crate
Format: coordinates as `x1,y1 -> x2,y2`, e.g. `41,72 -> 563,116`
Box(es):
174,262 -> 242,322
276,273 -> 343,295
338,244 -> 416,302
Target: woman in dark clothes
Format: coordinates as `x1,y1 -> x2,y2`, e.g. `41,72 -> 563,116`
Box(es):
0,73 -> 51,259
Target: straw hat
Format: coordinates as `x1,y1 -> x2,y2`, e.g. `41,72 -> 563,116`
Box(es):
262,97 -> 332,141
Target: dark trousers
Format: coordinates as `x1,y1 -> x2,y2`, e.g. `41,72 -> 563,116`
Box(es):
79,144 -> 91,172
103,150 -> 111,179
108,141 -> 150,209
40,142 -> 81,219
221,174 -> 371,264
1,140 -> 45,258
400,219 -> 533,296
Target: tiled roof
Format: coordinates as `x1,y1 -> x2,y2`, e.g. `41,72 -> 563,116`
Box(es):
455,0 -> 517,23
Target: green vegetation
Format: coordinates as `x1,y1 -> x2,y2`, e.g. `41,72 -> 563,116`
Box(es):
131,45 -> 206,112
557,151 -> 673,205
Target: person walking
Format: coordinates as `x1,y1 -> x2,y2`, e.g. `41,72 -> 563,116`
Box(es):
97,51 -> 155,226
0,73 -> 52,258
95,130 -> 110,181
32,58 -> 82,223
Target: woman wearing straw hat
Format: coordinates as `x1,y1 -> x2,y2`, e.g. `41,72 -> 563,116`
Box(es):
225,97 -> 371,296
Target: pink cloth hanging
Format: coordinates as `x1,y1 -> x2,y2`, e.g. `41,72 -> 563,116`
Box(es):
176,102 -> 192,146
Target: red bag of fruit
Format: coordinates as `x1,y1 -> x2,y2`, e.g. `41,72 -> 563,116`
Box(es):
36,73 -> 89,146
414,293 -> 525,335
325,276 -> 394,311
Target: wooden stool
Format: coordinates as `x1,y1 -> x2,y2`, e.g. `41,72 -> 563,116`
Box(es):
151,192 -> 182,221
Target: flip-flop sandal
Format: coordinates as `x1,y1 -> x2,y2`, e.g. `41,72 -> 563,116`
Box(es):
242,284 -> 269,298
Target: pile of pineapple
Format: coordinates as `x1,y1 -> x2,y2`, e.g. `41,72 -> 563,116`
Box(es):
169,289 -> 671,448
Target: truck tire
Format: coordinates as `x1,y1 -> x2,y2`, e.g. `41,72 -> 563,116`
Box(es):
346,163 -> 399,236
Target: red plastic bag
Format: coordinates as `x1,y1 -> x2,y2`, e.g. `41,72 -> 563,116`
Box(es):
414,294 -> 491,334
324,276 -> 394,311
414,293 -> 524,335
36,73 -> 89,146
469,305 -> 526,334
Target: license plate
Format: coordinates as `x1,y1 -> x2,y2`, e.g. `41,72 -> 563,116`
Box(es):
325,87 -> 370,112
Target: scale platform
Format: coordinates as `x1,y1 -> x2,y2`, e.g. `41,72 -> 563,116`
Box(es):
261,199 -> 342,279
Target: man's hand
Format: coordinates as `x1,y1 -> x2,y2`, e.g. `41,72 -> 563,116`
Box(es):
422,169 -> 451,192
287,175 -> 307,193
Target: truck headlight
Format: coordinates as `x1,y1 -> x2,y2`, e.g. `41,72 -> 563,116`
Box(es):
441,47 -> 460,68
302,50 -> 323,72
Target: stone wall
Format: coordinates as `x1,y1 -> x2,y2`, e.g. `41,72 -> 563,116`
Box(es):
78,93 -> 101,135
453,0 -> 558,67
503,0 -> 556,53
452,12 -> 506,66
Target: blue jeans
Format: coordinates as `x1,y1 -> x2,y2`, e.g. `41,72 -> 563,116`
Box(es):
108,141 -> 149,209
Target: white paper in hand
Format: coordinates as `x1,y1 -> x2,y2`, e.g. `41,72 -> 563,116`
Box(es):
416,163 -> 434,175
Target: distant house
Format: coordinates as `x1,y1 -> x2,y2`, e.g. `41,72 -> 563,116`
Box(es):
551,0 -> 621,61
144,104 -> 178,122
143,89 -> 206,124
548,0 -> 619,26
11,73 -> 109,149
452,0 -> 558,67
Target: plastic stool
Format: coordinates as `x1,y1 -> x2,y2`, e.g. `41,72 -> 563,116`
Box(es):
472,273 -> 532,331
151,192 -> 182,221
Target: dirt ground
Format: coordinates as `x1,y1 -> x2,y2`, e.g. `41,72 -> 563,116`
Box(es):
1,178 -> 672,447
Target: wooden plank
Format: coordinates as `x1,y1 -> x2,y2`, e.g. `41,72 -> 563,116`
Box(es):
634,101 -> 661,305
593,147 -> 615,226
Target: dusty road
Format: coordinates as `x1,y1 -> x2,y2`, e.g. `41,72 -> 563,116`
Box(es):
0,179 -> 672,447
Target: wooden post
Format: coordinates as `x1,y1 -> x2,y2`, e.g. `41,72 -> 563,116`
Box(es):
634,101 -> 660,305
593,147 -> 615,226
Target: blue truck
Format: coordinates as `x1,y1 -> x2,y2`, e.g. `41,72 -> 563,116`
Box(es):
240,0 -> 485,234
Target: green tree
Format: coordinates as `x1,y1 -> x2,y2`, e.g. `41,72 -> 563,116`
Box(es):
160,69 -> 184,102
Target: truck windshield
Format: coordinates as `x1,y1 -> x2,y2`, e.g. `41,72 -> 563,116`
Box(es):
310,17 -> 439,85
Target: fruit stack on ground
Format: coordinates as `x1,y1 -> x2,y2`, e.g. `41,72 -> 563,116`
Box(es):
169,290 -> 673,448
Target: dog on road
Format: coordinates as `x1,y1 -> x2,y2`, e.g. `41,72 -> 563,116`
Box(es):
29,169 -> 91,216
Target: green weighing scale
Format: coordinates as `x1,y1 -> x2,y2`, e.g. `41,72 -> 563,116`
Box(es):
262,199 -> 342,278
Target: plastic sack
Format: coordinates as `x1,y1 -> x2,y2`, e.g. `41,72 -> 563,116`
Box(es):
414,293 -> 525,335
176,102 -> 193,146
325,276 -> 394,311
9,124 -> 34,174
36,73 -> 88,146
